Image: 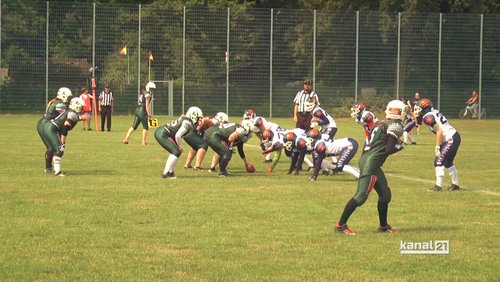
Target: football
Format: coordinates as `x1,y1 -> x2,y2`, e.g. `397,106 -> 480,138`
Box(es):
246,163 -> 256,173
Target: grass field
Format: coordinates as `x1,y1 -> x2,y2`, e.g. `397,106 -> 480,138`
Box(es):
0,114 -> 499,280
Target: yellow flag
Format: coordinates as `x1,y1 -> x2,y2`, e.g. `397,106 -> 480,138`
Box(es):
148,51 -> 154,61
119,46 -> 128,56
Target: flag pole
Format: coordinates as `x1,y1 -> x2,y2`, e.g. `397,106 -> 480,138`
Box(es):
127,54 -> 130,85
148,59 -> 151,81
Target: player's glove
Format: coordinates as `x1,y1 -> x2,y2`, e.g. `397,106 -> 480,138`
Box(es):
395,141 -> 405,151
58,144 -> 65,152
435,145 -> 442,157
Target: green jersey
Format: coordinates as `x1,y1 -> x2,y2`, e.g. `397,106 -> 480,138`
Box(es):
361,119 -> 404,169
43,100 -> 67,120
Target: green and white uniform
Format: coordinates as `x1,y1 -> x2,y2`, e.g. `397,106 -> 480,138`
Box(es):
130,91 -> 152,130
204,122 -> 249,174
354,119 -> 404,204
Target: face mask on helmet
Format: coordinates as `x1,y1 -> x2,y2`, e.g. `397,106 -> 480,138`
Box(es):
69,97 -> 84,113
414,98 -> 433,117
350,102 -> 365,118
242,109 -> 256,120
385,100 -> 407,120
57,87 -> 73,103
214,112 -> 229,124
186,107 -> 203,124
145,81 -> 156,92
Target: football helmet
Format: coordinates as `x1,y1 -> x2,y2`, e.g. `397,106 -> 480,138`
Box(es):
214,112 -> 229,124
186,106 -> 203,124
69,97 -> 84,113
57,87 -> 73,103
240,119 -> 254,136
262,129 -> 274,141
385,100 -> 407,120
306,128 -> 320,140
242,108 -> 256,120
145,81 -> 156,92
413,98 -> 433,117
350,102 -> 366,119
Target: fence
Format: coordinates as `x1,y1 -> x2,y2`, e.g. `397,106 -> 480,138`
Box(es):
1,2 -> 499,118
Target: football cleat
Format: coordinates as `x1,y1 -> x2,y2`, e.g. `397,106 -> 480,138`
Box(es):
184,165 -> 192,169
322,170 -> 330,176
193,166 -> 204,171
122,139 -> 129,145
378,225 -> 399,233
309,176 -> 317,182
448,184 -> 461,191
162,172 -> 176,179
218,171 -> 229,178
44,168 -> 53,173
427,185 -> 442,192
54,171 -> 66,177
335,223 -> 356,235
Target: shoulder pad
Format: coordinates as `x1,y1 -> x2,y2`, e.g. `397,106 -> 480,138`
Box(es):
387,121 -> 404,139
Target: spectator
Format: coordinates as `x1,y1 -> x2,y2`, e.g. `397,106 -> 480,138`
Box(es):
466,90 -> 479,118
98,84 -> 114,132
293,79 -> 319,130
79,88 -> 93,131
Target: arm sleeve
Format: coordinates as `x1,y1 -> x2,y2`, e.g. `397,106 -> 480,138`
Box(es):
385,135 -> 401,155
237,142 -> 246,159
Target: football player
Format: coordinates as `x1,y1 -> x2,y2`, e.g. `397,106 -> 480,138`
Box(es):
36,87 -> 73,174
203,119 -> 254,177
122,81 -> 155,146
402,104 -> 418,145
414,98 -> 461,191
183,112 -> 229,171
350,102 -> 378,146
37,96 -> 84,176
305,99 -> 338,140
336,100 -> 406,235
309,137 -> 360,181
154,106 -> 203,179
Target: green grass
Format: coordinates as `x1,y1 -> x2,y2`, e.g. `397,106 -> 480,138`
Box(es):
0,115 -> 499,280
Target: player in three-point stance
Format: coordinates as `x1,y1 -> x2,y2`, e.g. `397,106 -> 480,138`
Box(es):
414,98 -> 461,192
154,106 -> 203,179
335,100 -> 406,235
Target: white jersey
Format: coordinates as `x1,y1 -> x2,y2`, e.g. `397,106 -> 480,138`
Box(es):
422,109 -> 457,142
311,106 -> 337,129
316,138 -> 354,156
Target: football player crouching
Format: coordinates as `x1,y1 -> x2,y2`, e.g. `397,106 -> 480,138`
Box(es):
309,137 -> 360,182
203,119 -> 255,177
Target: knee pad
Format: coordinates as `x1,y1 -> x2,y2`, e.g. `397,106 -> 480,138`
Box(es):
435,166 -> 445,177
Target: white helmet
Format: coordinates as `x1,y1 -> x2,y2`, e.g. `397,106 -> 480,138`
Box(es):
186,106 -> 203,124
240,119 -> 254,135
214,112 -> 229,124
385,100 -> 407,120
57,87 -> 73,103
69,97 -> 84,113
145,81 -> 156,92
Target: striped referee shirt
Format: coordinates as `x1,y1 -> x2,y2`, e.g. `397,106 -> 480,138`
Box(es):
294,90 -> 320,113
99,90 -> 114,106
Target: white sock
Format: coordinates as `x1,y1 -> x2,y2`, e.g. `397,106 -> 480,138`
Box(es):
436,166 -> 445,187
403,131 -> 409,143
343,165 -> 360,179
166,155 -> 179,173
448,165 -> 459,185
304,156 -> 314,168
265,153 -> 272,161
53,156 -> 62,173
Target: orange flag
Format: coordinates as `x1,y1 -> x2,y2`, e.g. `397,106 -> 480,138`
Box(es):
148,51 -> 154,61
119,46 -> 128,56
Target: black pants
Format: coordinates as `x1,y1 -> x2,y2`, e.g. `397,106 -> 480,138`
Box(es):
100,105 -> 112,131
296,112 -> 312,130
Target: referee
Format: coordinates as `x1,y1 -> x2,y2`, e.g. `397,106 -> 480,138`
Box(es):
98,84 -> 114,132
293,79 -> 319,130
